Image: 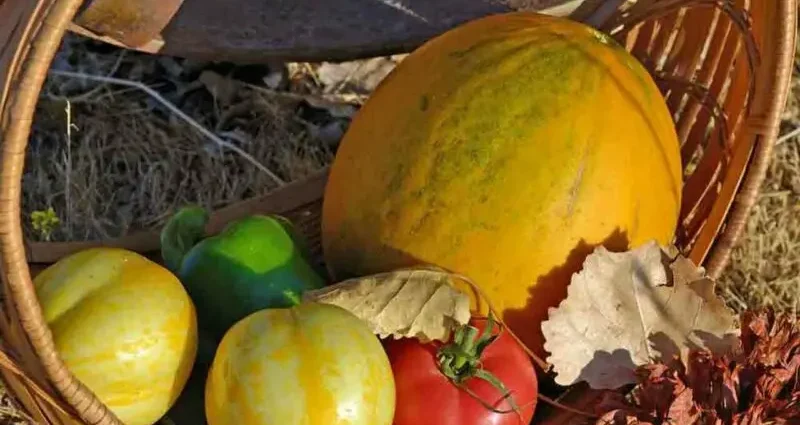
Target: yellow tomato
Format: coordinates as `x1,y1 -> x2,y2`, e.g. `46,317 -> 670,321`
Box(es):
206,302 -> 395,425
35,248 -> 198,425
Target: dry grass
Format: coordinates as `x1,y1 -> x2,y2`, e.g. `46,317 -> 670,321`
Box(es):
717,139 -> 800,315
716,44 -> 800,315
24,34 -> 342,242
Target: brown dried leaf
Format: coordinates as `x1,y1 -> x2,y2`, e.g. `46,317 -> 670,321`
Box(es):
740,310 -> 800,406
541,241 -> 739,389
303,268 -> 471,342
198,70 -> 239,104
594,309 -> 800,425
667,387 -> 701,424
631,361 -> 688,416
732,399 -> 800,425
596,410 -> 654,425
686,350 -> 739,420
315,56 -> 405,94
742,310 -> 800,368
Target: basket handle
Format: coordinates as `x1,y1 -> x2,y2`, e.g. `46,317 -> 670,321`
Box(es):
0,0 -> 124,424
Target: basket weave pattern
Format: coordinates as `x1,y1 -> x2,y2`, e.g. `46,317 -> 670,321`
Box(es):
0,0 -> 797,424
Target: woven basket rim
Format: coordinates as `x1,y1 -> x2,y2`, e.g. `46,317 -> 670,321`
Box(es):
698,1 -> 798,276
1,1 -> 124,423
0,1 -> 797,425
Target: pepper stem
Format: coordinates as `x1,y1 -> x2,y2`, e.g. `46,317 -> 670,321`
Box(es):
436,314 -> 523,417
161,206 -> 209,274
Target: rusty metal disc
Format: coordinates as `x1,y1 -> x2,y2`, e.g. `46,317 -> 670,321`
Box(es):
72,0 -> 598,62
75,0 -> 185,48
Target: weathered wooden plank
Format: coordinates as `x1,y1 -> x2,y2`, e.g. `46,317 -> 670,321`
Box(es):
147,0 -> 590,62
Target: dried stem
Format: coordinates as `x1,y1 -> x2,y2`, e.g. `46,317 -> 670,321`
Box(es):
537,392 -> 601,419
776,126 -> 800,145
64,100 -> 73,235
446,272 -> 599,419
448,272 -> 550,371
60,50 -> 127,103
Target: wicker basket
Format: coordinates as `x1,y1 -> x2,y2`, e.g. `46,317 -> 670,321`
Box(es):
0,0 -> 796,424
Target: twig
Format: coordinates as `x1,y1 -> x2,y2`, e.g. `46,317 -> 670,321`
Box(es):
48,69 -> 286,186
537,392 -> 600,419
777,126 -> 800,145
448,272 -> 550,371
64,100 -> 75,235
61,50 -> 128,103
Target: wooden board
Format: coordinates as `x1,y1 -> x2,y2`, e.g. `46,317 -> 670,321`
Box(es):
26,169 -> 330,265
102,0 -> 592,62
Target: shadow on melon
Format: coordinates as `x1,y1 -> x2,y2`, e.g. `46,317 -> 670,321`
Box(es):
502,228 -> 630,362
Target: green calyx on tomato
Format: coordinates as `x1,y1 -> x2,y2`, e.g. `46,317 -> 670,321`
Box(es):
385,315 -> 538,425
437,314 -> 522,414
161,206 -> 326,341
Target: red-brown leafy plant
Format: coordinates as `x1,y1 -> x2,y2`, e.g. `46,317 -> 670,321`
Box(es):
595,309 -> 800,425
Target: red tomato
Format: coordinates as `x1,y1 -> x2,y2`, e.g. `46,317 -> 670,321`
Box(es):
384,317 -> 538,425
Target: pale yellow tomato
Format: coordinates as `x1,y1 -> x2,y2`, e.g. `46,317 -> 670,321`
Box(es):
35,248 -> 198,425
205,302 -> 395,425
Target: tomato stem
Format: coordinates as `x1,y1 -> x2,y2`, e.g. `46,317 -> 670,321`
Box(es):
450,326 -> 478,374
436,314 -> 523,417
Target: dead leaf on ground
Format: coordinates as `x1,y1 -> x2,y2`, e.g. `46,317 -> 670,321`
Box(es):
199,70 -> 360,118
199,70 -> 239,104
302,96 -> 358,118
315,55 -> 406,94
541,241 -> 739,390
303,268 -> 471,342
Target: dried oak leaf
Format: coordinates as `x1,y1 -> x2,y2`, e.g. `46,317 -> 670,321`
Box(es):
541,241 -> 738,389
596,410 -> 655,425
303,268 -> 471,342
740,310 -> 800,406
595,359 -> 705,425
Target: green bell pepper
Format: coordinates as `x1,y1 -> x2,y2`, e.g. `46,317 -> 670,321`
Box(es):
161,207 -> 326,340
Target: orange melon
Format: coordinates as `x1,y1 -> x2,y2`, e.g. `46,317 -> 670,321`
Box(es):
321,12 -> 682,358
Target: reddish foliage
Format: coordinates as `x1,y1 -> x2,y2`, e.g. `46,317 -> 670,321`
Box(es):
594,310 -> 800,425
